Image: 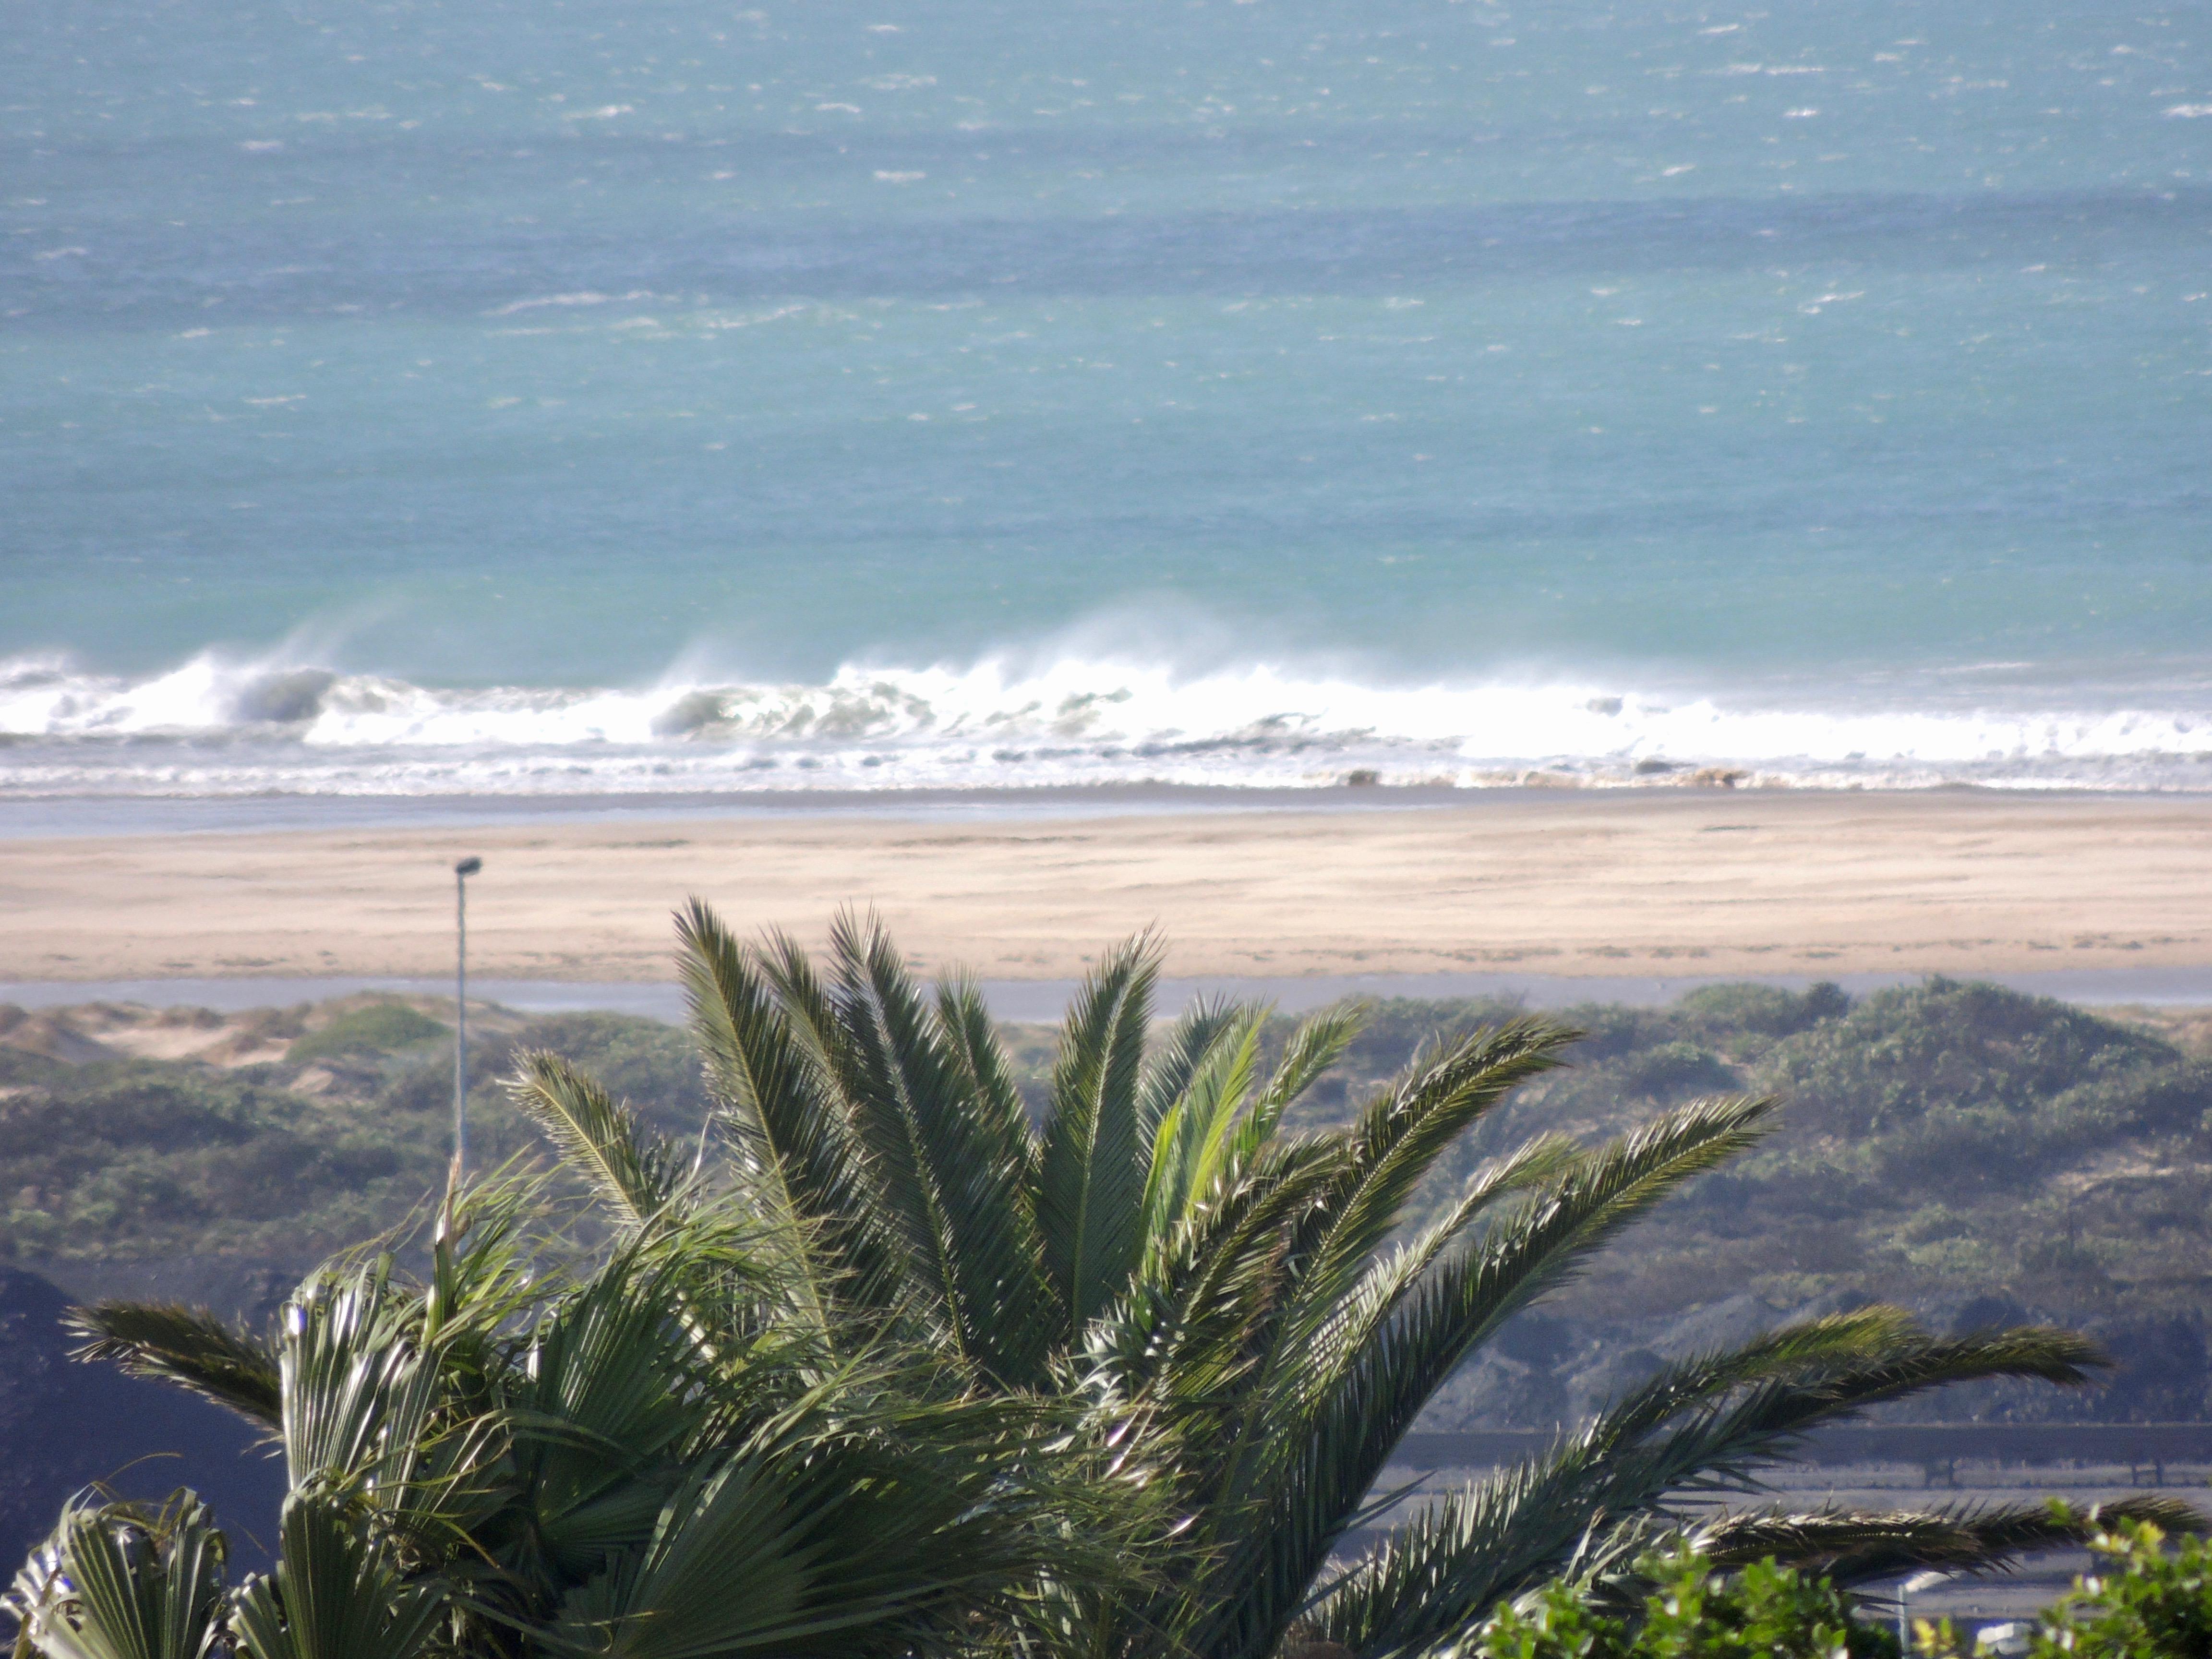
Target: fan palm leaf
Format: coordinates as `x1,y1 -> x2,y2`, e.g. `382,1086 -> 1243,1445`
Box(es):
7,1493 -> 229,1659
229,1492 -> 444,1659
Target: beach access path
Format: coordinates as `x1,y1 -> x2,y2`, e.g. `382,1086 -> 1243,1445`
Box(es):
5,790 -> 2211,985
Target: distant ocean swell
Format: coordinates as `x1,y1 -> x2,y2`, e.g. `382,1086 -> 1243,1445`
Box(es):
3,651 -> 2212,799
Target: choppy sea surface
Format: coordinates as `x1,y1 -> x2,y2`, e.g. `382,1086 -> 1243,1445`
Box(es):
6,0 -> 2212,802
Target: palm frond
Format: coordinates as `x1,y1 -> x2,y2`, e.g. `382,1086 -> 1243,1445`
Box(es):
541,1394 -> 1109,1659
508,1051 -> 688,1228
67,1303 -> 282,1429
1138,996 -> 1252,1149
1689,1494 -> 2210,1587
1037,935 -> 1161,1331
817,911 -> 1056,1385
1254,1001 -> 1369,1123
934,974 -> 1041,1190
1288,1021 -> 1582,1344
1573,1321 -> 2108,1515
1252,1099 -> 1776,1659
1290,1132 -> 1582,1424
230,1491 -> 445,1659
1311,1312 -> 2116,1659
677,899 -> 901,1315
1142,1008 -> 1265,1242
9,1491 -> 230,1659
276,1262 -> 441,1499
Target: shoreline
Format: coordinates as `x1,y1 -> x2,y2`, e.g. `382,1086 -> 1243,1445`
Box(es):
8,789 -> 2212,985
0,782 -> 1483,842
8,778 -> 2212,842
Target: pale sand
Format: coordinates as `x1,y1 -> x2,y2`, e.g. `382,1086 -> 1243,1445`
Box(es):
5,791 -> 2212,984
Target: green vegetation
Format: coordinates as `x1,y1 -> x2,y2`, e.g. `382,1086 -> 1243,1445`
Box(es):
282,1002 -> 447,1067
40,908 -> 2181,1659
13,1193 -> 1106,1659
1206,980 -> 2212,1426
0,1050 -> 441,1262
1472,1544 -> 1899,1659
0,1004 -> 707,1263
1468,1512 -> 2212,1659
1238,978 -> 2212,1332
1963,1513 -> 2212,1658
7,913 -> 2206,1659
2,971 -> 2206,1417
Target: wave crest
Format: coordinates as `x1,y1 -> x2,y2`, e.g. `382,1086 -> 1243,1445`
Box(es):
4,649 -> 2212,798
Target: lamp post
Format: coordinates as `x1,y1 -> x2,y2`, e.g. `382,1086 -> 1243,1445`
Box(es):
452,856 -> 482,1190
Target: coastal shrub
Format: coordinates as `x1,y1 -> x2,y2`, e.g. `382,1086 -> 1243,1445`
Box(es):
1472,1545 -> 1898,1659
2023,1515 -> 2212,1659
14,918 -> 2200,1659
0,1061 -> 441,1262
283,1000 -> 447,1065
7,970 -> 2211,1421
1762,980 -> 2173,1140
1911,1512 -> 2212,1658
378,1010 -> 708,1130
1616,1039 -> 1741,1099
1678,981 -> 1852,1048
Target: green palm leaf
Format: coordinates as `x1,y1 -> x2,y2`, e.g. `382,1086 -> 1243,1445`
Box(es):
1313,1316 -> 2122,1659
1138,995 -> 1250,1149
67,1304 -> 282,1430
1287,1020 -> 1582,1345
815,912 -> 1056,1385
677,900 -> 902,1316
1037,936 -> 1161,1332
509,1051 -> 688,1228
1142,1007 -> 1265,1241
1187,1098 -> 1771,1659
230,1492 -> 444,1659
9,1492 -> 229,1659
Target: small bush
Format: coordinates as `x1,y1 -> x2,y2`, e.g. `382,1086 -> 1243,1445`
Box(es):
286,1002 -> 449,1065
1678,982 -> 1851,1044
1473,1543 -> 1897,1659
1914,1512 -> 2212,1658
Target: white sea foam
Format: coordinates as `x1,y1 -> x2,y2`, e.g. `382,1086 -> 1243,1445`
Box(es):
4,648 -> 2212,799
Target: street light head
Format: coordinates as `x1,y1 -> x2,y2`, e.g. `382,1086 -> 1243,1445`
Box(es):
455,856 -> 483,878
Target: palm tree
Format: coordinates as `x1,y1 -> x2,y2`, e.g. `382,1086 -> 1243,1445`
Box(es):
34,902 -> 2196,1659
24,1172 -> 1131,1659
551,901 -> 2177,1659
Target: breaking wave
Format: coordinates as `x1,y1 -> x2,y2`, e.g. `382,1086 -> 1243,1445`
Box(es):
5,647 -> 2212,799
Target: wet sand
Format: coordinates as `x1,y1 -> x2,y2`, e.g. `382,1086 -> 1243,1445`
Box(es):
6,790 -> 2212,984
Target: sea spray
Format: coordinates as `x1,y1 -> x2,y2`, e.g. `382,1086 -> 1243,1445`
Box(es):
6,648 -> 2212,798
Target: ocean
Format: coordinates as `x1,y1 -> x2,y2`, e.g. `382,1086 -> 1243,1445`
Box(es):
6,0 -> 2211,804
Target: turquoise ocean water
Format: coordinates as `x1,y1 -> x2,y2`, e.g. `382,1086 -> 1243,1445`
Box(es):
5,0 -> 2212,800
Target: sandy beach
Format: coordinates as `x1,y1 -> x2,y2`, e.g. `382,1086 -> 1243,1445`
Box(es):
4,789 -> 2211,985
